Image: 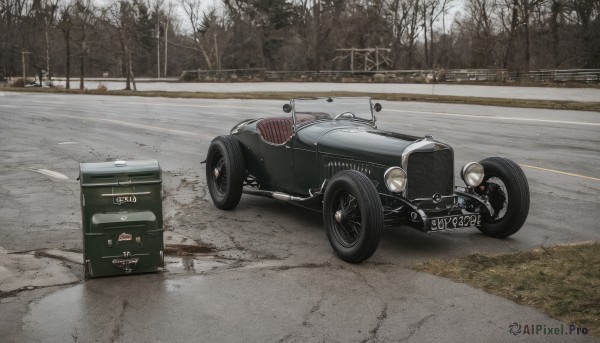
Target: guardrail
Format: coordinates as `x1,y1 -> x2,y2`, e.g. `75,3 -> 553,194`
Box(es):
181,68 -> 600,84
445,69 -> 600,83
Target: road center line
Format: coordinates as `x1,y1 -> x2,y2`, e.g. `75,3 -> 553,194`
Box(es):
32,100 -> 64,104
521,164 -> 600,181
46,113 -> 206,137
113,101 -> 273,110
22,112 -> 600,182
386,109 -> 600,126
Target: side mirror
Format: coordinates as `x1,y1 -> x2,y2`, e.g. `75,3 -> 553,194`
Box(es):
283,104 -> 292,113
374,103 -> 382,112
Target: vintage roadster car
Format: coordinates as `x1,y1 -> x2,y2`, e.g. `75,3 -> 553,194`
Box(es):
205,97 -> 529,263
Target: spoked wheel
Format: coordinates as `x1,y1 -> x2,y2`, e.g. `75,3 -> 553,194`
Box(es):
323,170 -> 383,263
331,191 -> 362,248
482,176 -> 509,223
476,157 -> 530,238
206,135 -> 245,210
212,154 -> 228,196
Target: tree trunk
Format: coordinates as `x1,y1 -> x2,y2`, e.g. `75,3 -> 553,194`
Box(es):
429,18 -> 435,68
423,20 -> 429,67
523,14 -> 530,71
45,24 -> 51,80
125,44 -> 131,91
65,31 -> 71,89
157,12 -> 160,78
79,40 -> 85,89
551,0 -> 560,68
129,50 -> 136,91
408,41 -> 414,68
164,18 -> 169,76
504,0 -> 519,70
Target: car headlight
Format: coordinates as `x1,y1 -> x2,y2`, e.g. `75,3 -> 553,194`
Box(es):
384,167 -> 407,193
461,162 -> 484,187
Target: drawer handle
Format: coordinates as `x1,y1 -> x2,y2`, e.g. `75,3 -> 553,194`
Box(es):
101,192 -> 151,197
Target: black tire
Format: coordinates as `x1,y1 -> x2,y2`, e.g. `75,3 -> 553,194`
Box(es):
323,170 -> 383,263
206,135 -> 245,210
476,157 -> 530,238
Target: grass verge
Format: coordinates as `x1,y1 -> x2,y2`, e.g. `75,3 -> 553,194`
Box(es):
2,87 -> 600,112
414,242 -> 600,336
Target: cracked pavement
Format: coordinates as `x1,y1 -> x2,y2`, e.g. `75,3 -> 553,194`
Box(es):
1,92 -> 599,342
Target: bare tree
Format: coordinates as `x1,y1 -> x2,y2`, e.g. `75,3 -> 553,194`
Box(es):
422,0 -> 452,67
72,0 -> 96,89
41,0 -> 59,80
57,0 -> 74,88
462,0 -> 500,67
180,0 -> 215,69
106,0 -> 136,90
565,0 -> 600,67
406,0 -> 423,68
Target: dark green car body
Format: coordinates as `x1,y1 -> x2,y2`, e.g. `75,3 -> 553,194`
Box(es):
235,118 -> 416,194
207,97 -> 529,262
227,97 -> 488,231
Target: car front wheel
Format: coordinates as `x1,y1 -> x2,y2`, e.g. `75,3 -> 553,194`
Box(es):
206,135 -> 245,210
476,157 -> 530,238
323,170 -> 383,263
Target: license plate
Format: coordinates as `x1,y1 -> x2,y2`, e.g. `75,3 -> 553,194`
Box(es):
429,214 -> 481,232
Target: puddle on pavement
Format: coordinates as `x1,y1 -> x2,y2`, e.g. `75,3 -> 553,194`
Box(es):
164,255 -> 225,274
163,241 -> 224,273
164,244 -> 215,256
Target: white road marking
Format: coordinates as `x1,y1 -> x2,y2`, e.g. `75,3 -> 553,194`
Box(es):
113,100 -> 273,110
386,109 -> 600,126
32,100 -> 64,104
27,168 -> 70,180
521,164 -> 600,182
48,113 -> 205,137
58,142 -> 78,145
21,107 -> 599,182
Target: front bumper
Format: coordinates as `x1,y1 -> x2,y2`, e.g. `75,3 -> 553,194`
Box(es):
381,187 -> 492,232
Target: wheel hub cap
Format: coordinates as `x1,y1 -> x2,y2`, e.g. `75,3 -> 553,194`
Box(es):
335,210 -> 344,223
214,167 -> 220,178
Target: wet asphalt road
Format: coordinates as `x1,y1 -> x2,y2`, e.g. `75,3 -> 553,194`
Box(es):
0,91 -> 599,342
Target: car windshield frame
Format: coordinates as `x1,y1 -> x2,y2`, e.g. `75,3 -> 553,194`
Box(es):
290,97 -> 376,131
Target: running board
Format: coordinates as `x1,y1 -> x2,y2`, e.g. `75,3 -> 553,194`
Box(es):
242,188 -> 322,211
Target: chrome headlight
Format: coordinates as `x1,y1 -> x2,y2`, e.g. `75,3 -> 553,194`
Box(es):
461,162 -> 484,187
384,167 -> 407,193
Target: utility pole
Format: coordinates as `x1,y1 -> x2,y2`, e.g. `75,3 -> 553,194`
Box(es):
164,3 -> 171,77
21,51 -> 32,85
156,10 -> 160,79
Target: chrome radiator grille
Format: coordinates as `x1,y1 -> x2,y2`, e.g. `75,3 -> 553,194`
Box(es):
406,150 -> 454,199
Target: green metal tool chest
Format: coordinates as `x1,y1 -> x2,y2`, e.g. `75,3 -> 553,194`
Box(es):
80,160 -> 164,277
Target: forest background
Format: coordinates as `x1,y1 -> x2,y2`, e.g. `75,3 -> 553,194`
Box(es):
1,0 -> 599,85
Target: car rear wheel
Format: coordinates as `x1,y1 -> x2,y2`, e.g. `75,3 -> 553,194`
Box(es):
323,170 -> 383,263
206,135 -> 245,210
476,157 -> 529,238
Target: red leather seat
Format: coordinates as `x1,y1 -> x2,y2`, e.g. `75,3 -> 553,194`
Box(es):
257,118 -> 293,144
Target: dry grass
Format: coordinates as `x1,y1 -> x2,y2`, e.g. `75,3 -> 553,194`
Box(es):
414,242 -> 600,336
9,78 -> 25,87
97,82 -> 108,92
2,87 -> 600,112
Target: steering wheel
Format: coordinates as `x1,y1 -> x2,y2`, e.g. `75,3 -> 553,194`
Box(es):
334,111 -> 356,119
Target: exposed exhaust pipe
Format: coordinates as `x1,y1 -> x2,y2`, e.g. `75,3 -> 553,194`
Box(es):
243,189 -> 315,202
